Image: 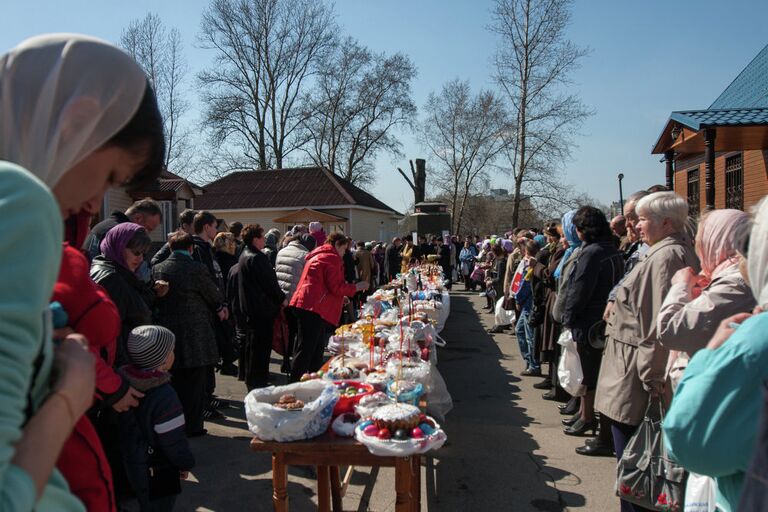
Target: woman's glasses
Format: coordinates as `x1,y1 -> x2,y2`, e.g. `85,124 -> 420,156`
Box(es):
129,249 -> 144,257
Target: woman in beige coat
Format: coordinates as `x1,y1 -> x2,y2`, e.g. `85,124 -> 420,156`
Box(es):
594,192 -> 699,512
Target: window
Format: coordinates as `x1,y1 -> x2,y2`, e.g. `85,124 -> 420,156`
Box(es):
159,200 -> 174,241
687,167 -> 700,217
725,154 -> 744,210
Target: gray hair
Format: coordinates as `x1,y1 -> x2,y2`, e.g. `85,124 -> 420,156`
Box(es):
635,192 -> 689,232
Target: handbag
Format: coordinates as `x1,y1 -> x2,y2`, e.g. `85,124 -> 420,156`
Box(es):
587,319 -> 607,350
147,446 -> 181,499
616,397 -> 687,511
272,307 -> 289,356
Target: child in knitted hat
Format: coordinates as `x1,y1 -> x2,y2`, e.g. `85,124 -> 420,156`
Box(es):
119,325 -> 195,511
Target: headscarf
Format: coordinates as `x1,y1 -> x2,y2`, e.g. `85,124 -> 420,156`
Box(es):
553,210 -> 582,280
297,233 -> 317,252
0,34 -> 147,187
100,222 -> 145,272
500,239 -> 514,253
697,209 -> 749,280
749,197 -> 768,308
534,234 -> 546,248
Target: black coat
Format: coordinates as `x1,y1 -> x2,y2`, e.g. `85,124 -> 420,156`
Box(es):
215,251 -> 239,294
151,242 -> 172,267
562,240 -> 624,344
82,211 -> 129,261
91,256 -> 155,365
152,253 -> 224,368
236,247 -> 285,327
192,235 -> 224,292
385,244 -> 401,278
438,244 -> 452,270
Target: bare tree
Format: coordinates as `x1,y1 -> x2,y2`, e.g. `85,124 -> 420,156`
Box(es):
420,79 -> 508,234
121,13 -> 191,173
198,0 -> 336,171
299,37 -> 417,186
491,0 -> 593,226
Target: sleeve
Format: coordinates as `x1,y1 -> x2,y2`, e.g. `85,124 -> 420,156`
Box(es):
664,322 -> 766,477
150,243 -> 171,267
153,390 -> 195,471
0,169 -> 63,510
562,252 -> 599,328
82,232 -> 100,262
257,256 -> 285,305
324,260 -> 358,298
194,264 -> 224,311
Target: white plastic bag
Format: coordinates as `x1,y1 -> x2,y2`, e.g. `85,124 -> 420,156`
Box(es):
684,473 -> 717,512
557,330 -> 585,397
354,418 -> 447,456
245,380 -> 339,442
494,297 -> 515,327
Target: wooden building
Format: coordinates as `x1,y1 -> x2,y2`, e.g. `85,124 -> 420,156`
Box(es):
194,167 -> 402,241
652,45 -> 768,214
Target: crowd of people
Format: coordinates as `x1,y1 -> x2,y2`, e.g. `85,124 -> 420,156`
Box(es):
1,32 -> 767,512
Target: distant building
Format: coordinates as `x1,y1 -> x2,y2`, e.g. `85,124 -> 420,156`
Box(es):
489,189 -> 510,201
652,44 -> 768,214
609,201 -> 623,219
194,167 -> 401,241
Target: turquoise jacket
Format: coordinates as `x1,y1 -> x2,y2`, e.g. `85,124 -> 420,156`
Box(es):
664,312 -> 768,512
0,162 -> 84,510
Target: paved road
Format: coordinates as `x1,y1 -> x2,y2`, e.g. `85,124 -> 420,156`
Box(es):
176,290 -> 618,511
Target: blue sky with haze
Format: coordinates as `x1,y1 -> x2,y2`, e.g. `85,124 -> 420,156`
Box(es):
3,0 -> 767,213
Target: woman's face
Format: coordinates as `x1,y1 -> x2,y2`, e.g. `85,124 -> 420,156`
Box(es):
335,242 -> 348,257
225,239 -> 236,255
52,144 -> 148,218
122,246 -> 144,273
637,209 -> 670,245
575,227 -> 585,242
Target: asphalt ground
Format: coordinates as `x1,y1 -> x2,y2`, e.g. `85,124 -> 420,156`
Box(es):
175,289 -> 618,511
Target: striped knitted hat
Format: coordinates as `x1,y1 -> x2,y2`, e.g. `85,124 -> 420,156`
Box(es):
127,325 -> 175,370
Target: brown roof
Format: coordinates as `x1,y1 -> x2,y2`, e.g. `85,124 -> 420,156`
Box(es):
195,167 -> 399,214
273,208 -> 347,223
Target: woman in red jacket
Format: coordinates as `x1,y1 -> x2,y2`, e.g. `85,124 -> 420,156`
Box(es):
289,232 -> 369,381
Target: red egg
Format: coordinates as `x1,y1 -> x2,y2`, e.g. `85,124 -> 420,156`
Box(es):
363,425 -> 379,437
377,428 -> 391,440
411,427 -> 424,439
378,338 -> 387,348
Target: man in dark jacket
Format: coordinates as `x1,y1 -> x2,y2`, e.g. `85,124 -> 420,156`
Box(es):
82,198 -> 163,262
235,224 -> 286,390
151,208 -> 197,267
437,236 -> 453,290
384,237 -> 402,282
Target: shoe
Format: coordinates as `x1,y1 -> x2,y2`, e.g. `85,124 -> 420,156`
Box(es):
521,368 -> 542,377
563,418 -> 598,436
575,441 -> 614,457
559,397 -> 580,415
203,408 -> 225,420
488,326 -> 505,333
562,413 -> 580,427
220,363 -> 238,377
533,378 -> 552,390
187,429 -> 208,438
208,397 -> 226,409
542,390 -> 557,401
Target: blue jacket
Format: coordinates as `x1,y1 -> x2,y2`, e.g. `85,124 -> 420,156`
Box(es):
664,313 -> 768,512
118,366 -> 194,502
514,266 -> 533,311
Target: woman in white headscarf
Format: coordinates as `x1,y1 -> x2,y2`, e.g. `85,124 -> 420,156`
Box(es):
0,34 -> 164,510
664,197 -> 768,512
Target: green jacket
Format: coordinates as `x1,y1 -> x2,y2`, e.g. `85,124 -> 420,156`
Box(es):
0,161 -> 84,511
664,312 -> 768,512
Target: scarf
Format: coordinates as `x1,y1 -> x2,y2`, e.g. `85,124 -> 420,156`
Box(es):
697,209 -> 749,281
554,209 -> 582,280
100,222 -> 145,273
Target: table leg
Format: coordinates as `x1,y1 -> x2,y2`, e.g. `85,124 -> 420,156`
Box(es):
317,465 -> 331,512
272,453 -> 288,512
330,466 -> 343,512
395,457 -> 412,512
412,455 -> 421,512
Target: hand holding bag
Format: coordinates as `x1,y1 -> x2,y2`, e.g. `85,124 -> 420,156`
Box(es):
616,397 -> 687,511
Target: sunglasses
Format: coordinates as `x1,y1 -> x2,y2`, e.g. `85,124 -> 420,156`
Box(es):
129,249 -> 144,257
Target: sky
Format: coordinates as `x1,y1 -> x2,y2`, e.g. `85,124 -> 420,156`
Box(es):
3,0 -> 768,214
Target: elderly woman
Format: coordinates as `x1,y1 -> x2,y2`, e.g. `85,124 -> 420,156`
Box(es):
561,206 -> 624,436
214,232 -> 238,286
663,198 -> 767,512
595,192 -> 699,512
91,223 -> 158,364
153,231 -> 226,436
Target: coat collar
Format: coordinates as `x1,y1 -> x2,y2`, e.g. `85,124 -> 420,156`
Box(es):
644,232 -> 691,260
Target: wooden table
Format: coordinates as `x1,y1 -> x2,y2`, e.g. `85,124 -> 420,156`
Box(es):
250,431 -> 421,512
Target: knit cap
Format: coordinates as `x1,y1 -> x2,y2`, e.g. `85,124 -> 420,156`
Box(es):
127,325 -> 175,370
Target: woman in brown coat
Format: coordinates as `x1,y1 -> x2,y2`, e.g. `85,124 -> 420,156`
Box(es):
595,192 -> 699,512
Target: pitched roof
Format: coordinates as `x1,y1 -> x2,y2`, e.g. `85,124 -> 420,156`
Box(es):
670,107 -> 768,130
710,44 -> 768,109
195,167 -> 400,214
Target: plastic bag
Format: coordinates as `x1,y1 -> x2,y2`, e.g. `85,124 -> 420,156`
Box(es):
426,365 -> 453,422
355,418 -> 447,457
386,358 -> 431,390
684,473 -> 717,512
557,330 -> 585,397
245,380 -> 339,442
494,297 -> 515,327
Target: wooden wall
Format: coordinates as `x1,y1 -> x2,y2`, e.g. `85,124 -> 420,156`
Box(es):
673,149 -> 768,213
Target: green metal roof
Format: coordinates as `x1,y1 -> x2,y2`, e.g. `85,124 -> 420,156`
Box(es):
710,44 -> 768,109
670,107 -> 768,130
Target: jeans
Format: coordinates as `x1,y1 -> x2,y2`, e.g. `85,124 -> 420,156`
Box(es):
515,309 -> 539,371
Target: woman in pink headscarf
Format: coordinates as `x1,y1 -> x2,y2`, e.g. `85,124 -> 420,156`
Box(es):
657,209 -> 757,364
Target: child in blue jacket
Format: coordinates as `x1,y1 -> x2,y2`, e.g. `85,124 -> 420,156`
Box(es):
119,326 -> 194,511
